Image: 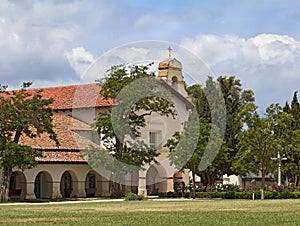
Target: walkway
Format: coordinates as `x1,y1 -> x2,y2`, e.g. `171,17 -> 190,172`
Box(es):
0,199 -> 124,206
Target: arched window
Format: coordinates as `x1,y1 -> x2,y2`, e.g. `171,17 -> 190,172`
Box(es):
171,76 -> 178,88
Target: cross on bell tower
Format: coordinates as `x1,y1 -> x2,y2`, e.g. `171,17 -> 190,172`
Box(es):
168,46 -> 172,58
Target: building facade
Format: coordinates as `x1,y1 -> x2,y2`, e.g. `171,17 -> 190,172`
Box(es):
5,58 -> 193,200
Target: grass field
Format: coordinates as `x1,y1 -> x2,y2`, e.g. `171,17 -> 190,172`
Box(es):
0,199 -> 299,225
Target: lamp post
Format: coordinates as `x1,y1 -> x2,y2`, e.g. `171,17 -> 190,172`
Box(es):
272,152 -> 287,186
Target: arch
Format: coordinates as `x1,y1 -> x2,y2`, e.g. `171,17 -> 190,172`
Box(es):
85,170 -> 101,197
34,171 -> 52,199
171,76 -> 178,83
60,170 -> 78,198
146,165 -> 167,195
171,76 -> 179,89
9,171 -> 26,200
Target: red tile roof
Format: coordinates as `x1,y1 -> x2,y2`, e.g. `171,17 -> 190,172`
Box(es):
36,151 -> 86,163
2,83 -> 113,110
19,114 -> 99,151
39,83 -> 113,110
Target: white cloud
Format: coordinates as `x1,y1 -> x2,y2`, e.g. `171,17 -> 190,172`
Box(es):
251,34 -> 300,65
65,47 -> 96,77
76,41 -> 211,87
0,0 -> 110,87
181,33 -> 300,68
180,33 -> 300,110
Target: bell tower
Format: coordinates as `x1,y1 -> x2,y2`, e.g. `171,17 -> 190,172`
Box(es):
158,57 -> 187,97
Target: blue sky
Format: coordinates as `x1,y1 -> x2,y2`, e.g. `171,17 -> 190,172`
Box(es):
1,0 -> 300,111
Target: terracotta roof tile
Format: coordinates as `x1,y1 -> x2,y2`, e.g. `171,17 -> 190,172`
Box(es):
158,58 -> 175,69
19,114 -> 99,150
2,83 -> 113,110
36,151 -> 86,163
39,83 -> 113,110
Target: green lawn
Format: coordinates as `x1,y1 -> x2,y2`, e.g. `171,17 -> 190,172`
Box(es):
0,199 -> 299,225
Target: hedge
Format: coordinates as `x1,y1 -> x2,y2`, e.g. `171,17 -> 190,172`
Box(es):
158,191 -> 300,199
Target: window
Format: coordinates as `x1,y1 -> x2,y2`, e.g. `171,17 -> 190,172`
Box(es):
149,132 -> 157,149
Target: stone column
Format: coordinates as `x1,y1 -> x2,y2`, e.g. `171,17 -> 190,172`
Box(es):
25,181 -> 36,199
138,172 -> 147,197
100,179 -> 110,197
52,181 -> 62,199
166,177 -> 174,192
77,181 -> 86,197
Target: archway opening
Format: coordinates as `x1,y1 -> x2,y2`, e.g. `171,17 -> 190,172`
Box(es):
60,171 -> 73,198
34,171 -> 53,199
9,171 -> 26,200
171,76 -> 178,88
146,166 -> 160,195
85,171 -> 97,197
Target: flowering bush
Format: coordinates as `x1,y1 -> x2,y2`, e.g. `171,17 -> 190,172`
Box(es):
271,184 -> 287,192
186,183 -> 240,192
243,185 -> 260,192
216,184 -> 241,192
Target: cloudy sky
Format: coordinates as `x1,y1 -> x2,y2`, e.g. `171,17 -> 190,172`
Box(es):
1,0 -> 300,111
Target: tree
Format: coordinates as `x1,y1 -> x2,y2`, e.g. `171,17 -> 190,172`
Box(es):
0,82 -> 58,201
233,104 -> 292,199
290,91 -> 300,129
183,81 -> 226,186
83,64 -> 176,197
282,91 -> 300,185
179,76 -> 254,185
217,76 -> 255,175
165,111 -> 223,198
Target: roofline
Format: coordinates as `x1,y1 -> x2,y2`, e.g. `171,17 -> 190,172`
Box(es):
38,161 -> 88,164
159,79 -> 194,110
29,83 -> 97,91
34,148 -> 95,152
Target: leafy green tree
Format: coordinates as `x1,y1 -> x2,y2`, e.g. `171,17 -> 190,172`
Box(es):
83,64 -> 176,198
281,129 -> 300,186
233,104 -> 292,199
282,91 -> 300,185
182,76 -> 254,185
185,80 -> 226,185
0,82 -> 58,201
290,91 -> 300,129
217,76 -> 255,175
165,111 -> 223,198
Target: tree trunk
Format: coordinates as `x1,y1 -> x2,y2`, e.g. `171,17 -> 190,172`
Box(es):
191,171 -> 196,199
209,171 -> 218,185
0,167 -> 12,202
200,171 -> 217,186
109,136 -> 125,198
261,168 -> 265,200
13,130 -> 22,144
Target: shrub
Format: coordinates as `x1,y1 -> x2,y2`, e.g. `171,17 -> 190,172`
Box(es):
193,192 -> 225,199
125,192 -> 143,201
159,191 -> 300,199
292,191 -> 300,198
242,185 -> 260,192
216,184 -> 241,192
158,192 -> 182,198
272,184 -> 285,192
